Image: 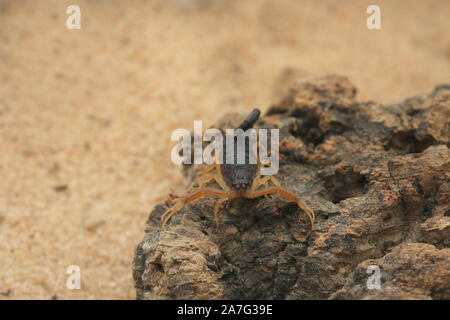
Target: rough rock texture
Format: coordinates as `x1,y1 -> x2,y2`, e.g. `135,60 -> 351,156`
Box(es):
133,75 -> 450,300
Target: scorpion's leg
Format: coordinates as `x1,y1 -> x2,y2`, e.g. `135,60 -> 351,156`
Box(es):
244,187 -> 315,230
213,196 -> 230,227
201,164 -> 216,174
202,150 -> 223,175
160,187 -> 229,229
250,176 -> 276,200
197,164 -> 230,191
187,162 -> 228,192
249,160 -> 280,199
199,163 -> 231,227
250,174 -> 281,190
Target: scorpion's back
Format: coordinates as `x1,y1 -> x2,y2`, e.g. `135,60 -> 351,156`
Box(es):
220,109 -> 260,193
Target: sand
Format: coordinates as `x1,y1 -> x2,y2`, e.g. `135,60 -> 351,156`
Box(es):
0,0 -> 448,299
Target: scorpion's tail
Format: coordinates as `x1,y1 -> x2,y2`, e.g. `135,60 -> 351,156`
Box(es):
238,108 -> 261,131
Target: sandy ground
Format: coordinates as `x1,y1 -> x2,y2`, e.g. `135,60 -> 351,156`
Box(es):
0,0 -> 448,299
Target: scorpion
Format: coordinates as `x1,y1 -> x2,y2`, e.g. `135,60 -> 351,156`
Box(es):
160,108 -> 315,230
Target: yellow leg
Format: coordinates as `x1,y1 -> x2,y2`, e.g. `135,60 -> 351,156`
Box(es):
244,186 -> 315,230
188,163 -> 229,192
160,201 -> 184,229
201,164 -> 215,174
213,197 -> 229,227
250,174 -> 281,199
160,187 -> 229,229
197,172 -> 230,191
251,175 -> 281,190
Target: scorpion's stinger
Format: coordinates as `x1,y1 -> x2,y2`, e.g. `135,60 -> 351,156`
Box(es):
238,108 -> 261,131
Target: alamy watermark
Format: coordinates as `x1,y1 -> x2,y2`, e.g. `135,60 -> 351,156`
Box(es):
65,5 -> 380,31
66,5 -> 81,30
66,265 -> 81,290
366,265 -> 381,290
366,5 -> 381,30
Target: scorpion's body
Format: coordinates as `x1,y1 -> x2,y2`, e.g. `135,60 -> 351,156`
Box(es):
220,108 -> 260,193
161,109 -> 315,230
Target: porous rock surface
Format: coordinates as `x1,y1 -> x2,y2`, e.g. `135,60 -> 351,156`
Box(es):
133,75 -> 450,300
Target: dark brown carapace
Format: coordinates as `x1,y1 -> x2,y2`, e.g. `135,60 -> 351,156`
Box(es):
161,109 -> 315,230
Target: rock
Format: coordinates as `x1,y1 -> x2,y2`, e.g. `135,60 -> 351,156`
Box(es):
331,243 -> 450,299
133,75 -> 450,300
